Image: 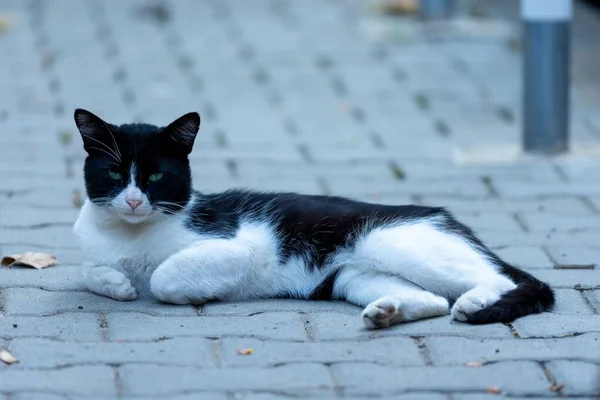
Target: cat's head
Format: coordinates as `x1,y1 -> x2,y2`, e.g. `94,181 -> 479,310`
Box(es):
74,109 -> 200,224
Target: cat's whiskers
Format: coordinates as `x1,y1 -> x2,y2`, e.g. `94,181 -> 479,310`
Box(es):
84,135 -> 121,163
100,120 -> 122,161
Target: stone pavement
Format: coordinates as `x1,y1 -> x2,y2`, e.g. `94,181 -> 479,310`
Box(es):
1,0 -> 600,398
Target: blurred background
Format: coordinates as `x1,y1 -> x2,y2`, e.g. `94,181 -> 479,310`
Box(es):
0,0 -> 599,266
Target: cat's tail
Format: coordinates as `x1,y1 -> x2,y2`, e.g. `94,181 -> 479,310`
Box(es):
466,263 -> 555,324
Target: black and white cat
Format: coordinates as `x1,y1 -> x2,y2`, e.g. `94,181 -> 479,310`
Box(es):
73,109 -> 554,329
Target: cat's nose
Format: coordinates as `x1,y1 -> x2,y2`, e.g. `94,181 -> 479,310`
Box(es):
126,199 -> 142,211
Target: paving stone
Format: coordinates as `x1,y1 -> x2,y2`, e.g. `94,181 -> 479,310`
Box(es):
5,337 -> 215,369
119,364 -> 334,396
426,334 -> 600,365
423,198 -> 594,216
512,314 -> 600,338
522,214 -> 600,233
546,361 -> 600,396
0,207 -> 79,228
552,289 -> 596,315
108,312 -> 308,341
220,336 -> 424,367
309,313 -> 512,340
3,288 -> 196,316
0,313 -> 101,341
332,361 -> 549,396
545,245 -> 599,269
584,290 -> 600,313
530,269 -> 600,289
0,226 -> 78,250
0,265 -> 82,291
203,299 -> 360,316
494,246 -> 554,269
493,181 -> 600,198
0,366 -> 116,396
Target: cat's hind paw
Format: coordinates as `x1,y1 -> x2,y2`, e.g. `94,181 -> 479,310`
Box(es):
451,290 -> 499,322
85,266 -> 137,301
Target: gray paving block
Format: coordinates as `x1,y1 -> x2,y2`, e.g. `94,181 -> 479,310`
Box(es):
425,198 -> 594,216
455,213 -> 523,232
119,364 -> 334,396
584,290 -> 600,313
523,214 -> 600,233
3,288 -> 196,316
512,314 -> 600,338
546,361 -> 600,396
203,299 -> 360,316
546,245 -> 599,269
0,207 -> 78,228
108,312 -> 307,341
0,313 -> 101,341
494,246 -> 554,269
493,181 -> 600,198
0,226 -> 78,250
309,313 -> 512,340
426,334 -> 600,365
220,336 -> 424,368
552,289 -> 596,315
0,265 -> 82,291
0,366 -> 116,396
531,269 -> 600,289
6,337 -> 215,369
332,361 -> 549,396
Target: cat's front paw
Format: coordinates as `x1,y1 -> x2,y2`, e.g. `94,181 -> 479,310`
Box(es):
85,266 -> 137,301
362,297 -> 402,329
150,269 -> 207,305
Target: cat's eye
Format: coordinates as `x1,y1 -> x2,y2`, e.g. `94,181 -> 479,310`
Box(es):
148,173 -> 163,182
108,170 -> 122,180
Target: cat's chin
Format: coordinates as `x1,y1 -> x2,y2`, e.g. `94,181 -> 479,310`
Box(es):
118,211 -> 154,224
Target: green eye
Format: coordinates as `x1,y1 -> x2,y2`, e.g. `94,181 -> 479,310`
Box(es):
108,170 -> 122,180
149,173 -> 163,182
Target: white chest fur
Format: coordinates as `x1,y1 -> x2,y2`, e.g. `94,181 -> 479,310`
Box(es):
74,201 -> 204,291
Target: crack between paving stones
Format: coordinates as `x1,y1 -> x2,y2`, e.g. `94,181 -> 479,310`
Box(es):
98,313 -> 109,342
298,311 -> 315,342
413,336 -> 434,366
539,361 -> 566,396
112,365 -> 124,399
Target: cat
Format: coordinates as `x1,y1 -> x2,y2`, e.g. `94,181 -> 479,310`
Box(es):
73,108 -> 555,329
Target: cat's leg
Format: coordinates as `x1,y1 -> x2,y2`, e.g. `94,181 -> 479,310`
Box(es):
149,239 -> 256,305
82,265 -> 137,301
334,270 -> 450,329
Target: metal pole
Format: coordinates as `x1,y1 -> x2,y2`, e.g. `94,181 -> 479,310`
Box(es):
522,0 -> 572,154
419,0 -> 454,20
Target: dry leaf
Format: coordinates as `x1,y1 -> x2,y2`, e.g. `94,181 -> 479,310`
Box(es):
73,189 -> 83,208
549,383 -> 565,392
0,14 -> 13,34
1,252 -> 59,269
236,348 -> 253,355
466,361 -> 482,367
380,0 -> 418,15
485,386 -> 501,394
0,350 -> 19,364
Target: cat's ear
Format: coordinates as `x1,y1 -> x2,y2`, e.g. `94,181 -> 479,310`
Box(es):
74,108 -> 116,153
164,112 -> 200,154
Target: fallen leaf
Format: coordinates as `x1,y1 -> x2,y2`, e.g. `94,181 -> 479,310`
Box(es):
0,14 -> 13,34
236,348 -> 253,355
485,386 -> 501,394
0,350 -> 19,364
73,189 -> 83,208
466,361 -> 482,367
549,383 -> 565,392
1,252 -> 59,269
380,0 -> 419,15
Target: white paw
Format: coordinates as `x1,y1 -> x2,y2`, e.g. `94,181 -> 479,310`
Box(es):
86,267 -> 137,301
452,292 -> 499,322
362,297 -> 401,330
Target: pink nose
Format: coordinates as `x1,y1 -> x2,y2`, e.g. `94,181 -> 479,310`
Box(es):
126,199 -> 142,211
